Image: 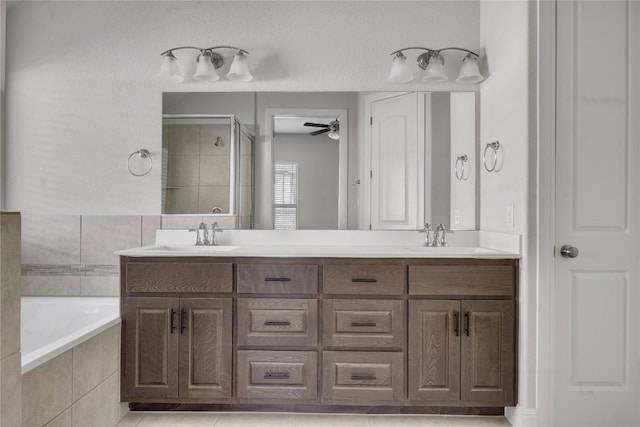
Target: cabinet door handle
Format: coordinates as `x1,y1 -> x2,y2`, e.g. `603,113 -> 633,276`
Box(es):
351,278 -> 378,283
170,309 -> 177,334
464,312 -> 470,336
453,311 -> 459,337
264,321 -> 291,326
264,277 -> 291,282
264,372 -> 290,379
180,309 -> 187,334
351,374 -> 376,380
350,322 -> 377,327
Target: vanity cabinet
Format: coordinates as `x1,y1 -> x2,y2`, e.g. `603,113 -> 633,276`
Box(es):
123,297 -> 232,400
120,256 -> 518,412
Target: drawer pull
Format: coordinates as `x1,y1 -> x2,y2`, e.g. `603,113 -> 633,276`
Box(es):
264,372 -> 290,379
264,321 -> 291,326
264,277 -> 292,282
351,374 -> 376,380
351,278 -> 378,283
350,321 -> 377,327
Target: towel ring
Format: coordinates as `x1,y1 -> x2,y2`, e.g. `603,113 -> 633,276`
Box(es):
455,155 -> 469,181
127,149 -> 152,177
483,141 -> 501,172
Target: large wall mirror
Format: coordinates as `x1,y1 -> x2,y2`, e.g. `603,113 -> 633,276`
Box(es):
162,92 -> 478,231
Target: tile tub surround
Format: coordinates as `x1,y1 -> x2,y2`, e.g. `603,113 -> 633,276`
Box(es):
21,324 -> 127,427
116,413 -> 512,427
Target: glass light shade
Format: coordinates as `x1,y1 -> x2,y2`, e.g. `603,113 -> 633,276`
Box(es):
456,55 -> 483,84
386,52 -> 413,83
159,52 -> 184,82
226,51 -> 253,81
328,130 -> 340,140
421,53 -> 448,83
193,52 -> 220,81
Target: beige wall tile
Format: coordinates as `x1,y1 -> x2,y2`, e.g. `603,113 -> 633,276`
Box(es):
239,185 -> 253,218
71,373 -> 127,427
21,215 -> 81,264
22,276 -> 81,296
160,216 -> 203,230
240,155 -> 252,187
198,186 -> 229,213
165,187 -> 199,214
200,124 -> 231,156
73,325 -> 119,400
44,408 -> 71,427
2,213 -> 22,359
81,216 -> 141,265
22,350 -> 73,427
167,155 -> 199,187
141,216 -> 161,246
1,353 -> 22,427
168,125 -> 199,156
205,216 -> 237,230
199,155 -> 230,186
80,277 -> 119,297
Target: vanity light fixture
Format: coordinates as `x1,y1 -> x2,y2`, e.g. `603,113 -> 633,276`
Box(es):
386,47 -> 483,84
159,46 -> 252,82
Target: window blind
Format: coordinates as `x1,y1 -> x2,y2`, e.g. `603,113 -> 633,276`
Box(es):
274,161 -> 298,230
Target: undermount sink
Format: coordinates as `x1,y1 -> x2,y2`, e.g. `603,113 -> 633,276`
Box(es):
402,246 -> 499,255
146,245 -> 239,252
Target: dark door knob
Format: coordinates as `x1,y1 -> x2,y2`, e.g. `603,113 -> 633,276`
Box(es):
560,245 -> 579,258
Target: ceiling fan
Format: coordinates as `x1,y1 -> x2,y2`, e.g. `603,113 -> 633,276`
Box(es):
303,119 -> 340,140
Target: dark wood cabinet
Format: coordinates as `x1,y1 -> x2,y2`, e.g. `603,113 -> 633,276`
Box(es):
123,296 -> 232,400
408,299 -> 515,405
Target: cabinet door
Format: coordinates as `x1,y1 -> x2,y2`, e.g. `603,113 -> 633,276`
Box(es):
408,300 -> 460,401
461,300 -> 515,404
124,297 -> 179,399
178,298 -> 233,399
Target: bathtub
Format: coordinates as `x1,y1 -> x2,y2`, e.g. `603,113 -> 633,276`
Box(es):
21,296 -> 120,373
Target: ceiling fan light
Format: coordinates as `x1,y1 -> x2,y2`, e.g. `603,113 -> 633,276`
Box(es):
387,52 -> 413,83
159,52 -> 184,82
421,52 -> 448,83
193,51 -> 220,81
226,51 -> 253,81
456,54 -> 483,84
328,130 -> 340,140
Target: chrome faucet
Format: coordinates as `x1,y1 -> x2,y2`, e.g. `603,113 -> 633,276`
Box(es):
196,222 -> 209,246
209,222 -> 223,246
434,223 -> 454,247
419,223 -> 435,246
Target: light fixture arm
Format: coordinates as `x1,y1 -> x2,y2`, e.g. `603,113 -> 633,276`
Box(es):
160,46 -> 249,56
388,46 -> 479,57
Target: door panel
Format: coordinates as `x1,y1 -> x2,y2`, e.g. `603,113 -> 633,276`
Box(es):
178,298 -> 232,398
370,92 -> 422,229
555,2 -> 640,426
408,300 -> 460,401
124,297 -> 179,399
461,300 -> 514,404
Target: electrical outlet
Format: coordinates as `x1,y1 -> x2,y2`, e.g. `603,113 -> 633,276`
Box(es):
507,205 -> 514,227
454,209 -> 460,225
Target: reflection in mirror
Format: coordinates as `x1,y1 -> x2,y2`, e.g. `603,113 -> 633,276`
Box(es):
161,115 -> 254,229
162,92 -> 477,231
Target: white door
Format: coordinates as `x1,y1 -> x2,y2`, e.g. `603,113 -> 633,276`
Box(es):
370,92 -> 423,229
554,2 -> 640,426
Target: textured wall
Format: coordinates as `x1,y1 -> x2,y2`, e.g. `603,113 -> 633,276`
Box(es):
4,1 -> 479,214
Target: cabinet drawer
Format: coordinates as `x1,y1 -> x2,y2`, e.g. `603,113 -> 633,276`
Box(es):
323,264 -> 404,295
323,299 -> 404,348
237,351 -> 318,400
408,265 -> 515,297
237,264 -> 318,294
237,298 -> 318,347
126,262 -> 233,293
322,351 -> 403,402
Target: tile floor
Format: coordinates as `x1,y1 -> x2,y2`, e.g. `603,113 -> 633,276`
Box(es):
116,412 -> 512,427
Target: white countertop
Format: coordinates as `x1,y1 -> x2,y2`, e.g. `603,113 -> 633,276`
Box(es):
114,230 -> 521,259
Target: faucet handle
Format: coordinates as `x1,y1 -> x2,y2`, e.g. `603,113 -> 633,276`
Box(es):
196,222 -> 209,245
419,222 -> 432,233
210,221 -> 223,232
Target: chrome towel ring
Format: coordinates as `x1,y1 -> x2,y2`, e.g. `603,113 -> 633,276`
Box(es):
127,149 -> 152,177
483,141 -> 501,172
455,154 -> 469,181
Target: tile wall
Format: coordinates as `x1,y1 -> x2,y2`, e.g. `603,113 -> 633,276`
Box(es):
21,215 -> 239,297
22,324 -> 127,427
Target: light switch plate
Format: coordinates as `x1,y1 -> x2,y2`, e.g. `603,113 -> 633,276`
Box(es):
507,205 -> 514,227
454,209 -> 460,225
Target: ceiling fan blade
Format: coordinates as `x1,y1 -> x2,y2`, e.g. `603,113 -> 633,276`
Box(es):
303,122 -> 329,128
310,129 -> 330,136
